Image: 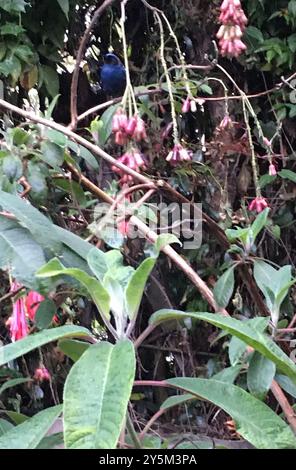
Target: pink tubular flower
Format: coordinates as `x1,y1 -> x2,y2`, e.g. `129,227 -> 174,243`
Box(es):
34,367 -> 51,382
166,144 -> 192,166
248,196 -> 269,213
111,149 -> 146,185
269,164 -> 277,176
8,282 -> 28,342
219,115 -> 233,130
25,291 -> 44,321
217,0 -> 248,58
132,116 -> 147,142
125,116 -> 137,136
115,130 -> 128,146
112,108 -> 128,133
182,96 -> 191,113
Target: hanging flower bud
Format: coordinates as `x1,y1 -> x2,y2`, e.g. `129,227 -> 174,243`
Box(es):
182,96 -> 191,113
115,130 -> 127,146
248,196 -> 269,213
218,115 -> 233,130
190,100 -> 197,113
166,144 -> 192,166
269,164 -> 277,176
263,136 -> 272,147
125,116 -> 137,136
132,116 -> 147,142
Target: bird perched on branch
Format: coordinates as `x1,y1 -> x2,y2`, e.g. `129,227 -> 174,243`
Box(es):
100,53 -> 126,97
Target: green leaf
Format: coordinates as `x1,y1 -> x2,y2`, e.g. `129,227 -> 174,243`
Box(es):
0,377 -> 32,396
246,26 -> 264,43
251,208 -> 269,240
275,374 -> 296,399
247,352 -> 276,400
0,405 -> 62,449
212,365 -> 242,384
0,189 -> 60,253
0,325 -> 90,366
36,258 -> 110,320
0,419 -> 14,436
40,141 -> 64,168
213,266 -> 235,309
149,310 -> 296,383
229,336 -> 247,366
0,24 -> 25,36
63,340 -> 135,449
278,169 -> 296,183
40,65 -> 59,99
67,141 -> 99,170
56,0 -> 69,19
0,216 -> 47,289
125,257 -> 156,319
167,378 -> 296,449
2,154 -> 23,181
53,179 -> 86,206
35,299 -> 56,329
155,233 -> 182,252
58,339 -> 90,362
1,411 -> 28,425
161,393 -> 195,410
0,0 -> 28,13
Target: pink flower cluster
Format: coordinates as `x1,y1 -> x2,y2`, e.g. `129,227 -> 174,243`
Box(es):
111,149 -> 146,184
218,115 -> 233,130
248,196 -> 268,213
166,144 -> 192,166
112,109 -> 147,145
216,0 -> 248,58
7,282 -> 28,342
34,367 -> 51,382
6,284 -> 56,342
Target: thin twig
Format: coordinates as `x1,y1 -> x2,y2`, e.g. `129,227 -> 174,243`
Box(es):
69,0 -> 117,130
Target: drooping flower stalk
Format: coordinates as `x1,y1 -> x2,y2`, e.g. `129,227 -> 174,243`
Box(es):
217,0 -> 248,58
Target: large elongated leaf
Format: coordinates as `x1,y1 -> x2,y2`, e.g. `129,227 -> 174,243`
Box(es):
149,310 -> 296,383
247,352 -> 276,400
167,378 -> 296,449
0,216 -> 47,288
0,405 -> 62,449
36,258 -> 110,320
125,258 -> 156,319
0,325 -> 90,366
63,340 -> 135,449
213,266 -> 235,308
0,190 -> 60,252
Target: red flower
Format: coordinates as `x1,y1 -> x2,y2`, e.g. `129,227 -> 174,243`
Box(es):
25,291 -> 44,321
248,196 -> 269,213
7,282 -> 28,342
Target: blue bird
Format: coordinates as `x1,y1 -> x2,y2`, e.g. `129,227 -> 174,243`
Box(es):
100,53 -> 126,97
